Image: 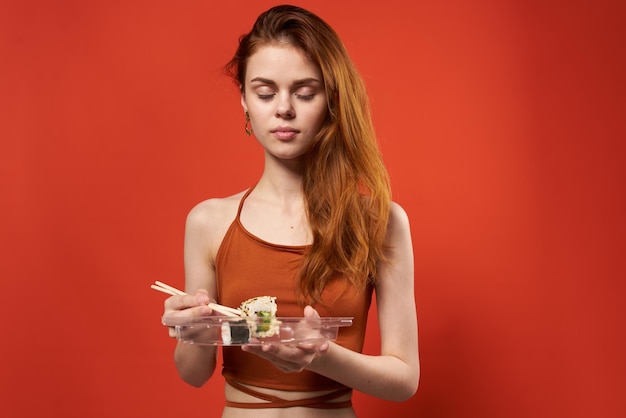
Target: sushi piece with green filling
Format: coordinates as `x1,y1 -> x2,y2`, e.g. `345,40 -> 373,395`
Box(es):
239,296 -> 279,338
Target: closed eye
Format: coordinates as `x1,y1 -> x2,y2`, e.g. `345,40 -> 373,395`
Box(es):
296,94 -> 315,101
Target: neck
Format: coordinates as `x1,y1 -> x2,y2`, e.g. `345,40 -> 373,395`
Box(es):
256,156 -> 305,203
255,174 -> 303,204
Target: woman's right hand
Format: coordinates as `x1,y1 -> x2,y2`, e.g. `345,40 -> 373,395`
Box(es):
163,289 -> 213,338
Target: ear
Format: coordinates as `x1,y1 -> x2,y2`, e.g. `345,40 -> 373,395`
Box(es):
240,87 -> 247,112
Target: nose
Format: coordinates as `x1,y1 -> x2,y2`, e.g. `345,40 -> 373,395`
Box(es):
275,93 -> 295,119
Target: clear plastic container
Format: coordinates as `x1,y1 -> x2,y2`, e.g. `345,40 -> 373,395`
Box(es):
162,315 -> 353,346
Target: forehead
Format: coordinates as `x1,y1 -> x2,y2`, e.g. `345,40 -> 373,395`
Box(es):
245,44 -> 323,85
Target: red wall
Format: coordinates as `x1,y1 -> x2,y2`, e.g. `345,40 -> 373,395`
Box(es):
1,1 -> 624,417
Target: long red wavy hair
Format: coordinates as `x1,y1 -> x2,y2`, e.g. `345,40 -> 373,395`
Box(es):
225,5 -> 391,304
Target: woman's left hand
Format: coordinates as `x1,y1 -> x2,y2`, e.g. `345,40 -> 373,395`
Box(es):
241,305 -> 330,373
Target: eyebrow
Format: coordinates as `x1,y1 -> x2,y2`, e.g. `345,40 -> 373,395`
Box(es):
249,77 -> 322,87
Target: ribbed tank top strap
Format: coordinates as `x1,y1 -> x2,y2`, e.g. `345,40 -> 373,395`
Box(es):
215,185 -> 256,282
235,185 -> 255,220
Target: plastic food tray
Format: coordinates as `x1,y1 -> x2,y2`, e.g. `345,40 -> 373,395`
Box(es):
162,316 -> 353,346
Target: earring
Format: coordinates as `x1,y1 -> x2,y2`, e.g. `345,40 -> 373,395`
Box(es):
244,111 -> 252,136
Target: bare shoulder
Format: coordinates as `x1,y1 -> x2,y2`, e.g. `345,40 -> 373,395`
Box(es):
378,201 -> 415,285
187,191 -> 246,228
184,190 -> 247,254
388,201 -> 411,232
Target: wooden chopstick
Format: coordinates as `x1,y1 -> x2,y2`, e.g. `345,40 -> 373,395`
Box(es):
153,281 -> 186,295
208,303 -> 242,317
151,281 -> 243,317
209,303 -> 243,317
150,284 -> 179,296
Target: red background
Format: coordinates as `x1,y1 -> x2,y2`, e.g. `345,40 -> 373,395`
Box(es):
1,0 -> 624,417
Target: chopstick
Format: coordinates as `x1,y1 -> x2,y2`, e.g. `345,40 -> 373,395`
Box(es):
208,303 -> 243,317
151,281 -> 186,296
150,281 -> 243,317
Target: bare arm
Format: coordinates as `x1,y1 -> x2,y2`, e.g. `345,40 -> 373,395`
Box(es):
166,201 -> 223,387
309,202 -> 419,399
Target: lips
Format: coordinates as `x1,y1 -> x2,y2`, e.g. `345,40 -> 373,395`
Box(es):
271,126 -> 300,141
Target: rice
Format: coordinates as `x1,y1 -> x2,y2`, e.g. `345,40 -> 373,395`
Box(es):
239,296 -> 279,338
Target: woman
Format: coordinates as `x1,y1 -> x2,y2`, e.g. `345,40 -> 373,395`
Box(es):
163,5 -> 419,416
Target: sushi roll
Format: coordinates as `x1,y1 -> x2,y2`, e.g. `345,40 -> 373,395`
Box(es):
239,296 -> 279,338
221,318 -> 251,345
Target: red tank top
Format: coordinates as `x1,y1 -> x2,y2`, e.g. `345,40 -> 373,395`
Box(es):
215,186 -> 373,391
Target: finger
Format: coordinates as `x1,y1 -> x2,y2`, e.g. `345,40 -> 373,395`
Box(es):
164,293 -> 209,311
242,343 -> 283,357
163,305 -> 213,330
242,343 -> 274,353
296,340 -> 329,353
168,327 -> 178,339
303,305 -> 320,318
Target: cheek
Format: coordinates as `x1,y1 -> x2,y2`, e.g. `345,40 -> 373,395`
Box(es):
247,107 -> 270,126
309,101 -> 328,127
